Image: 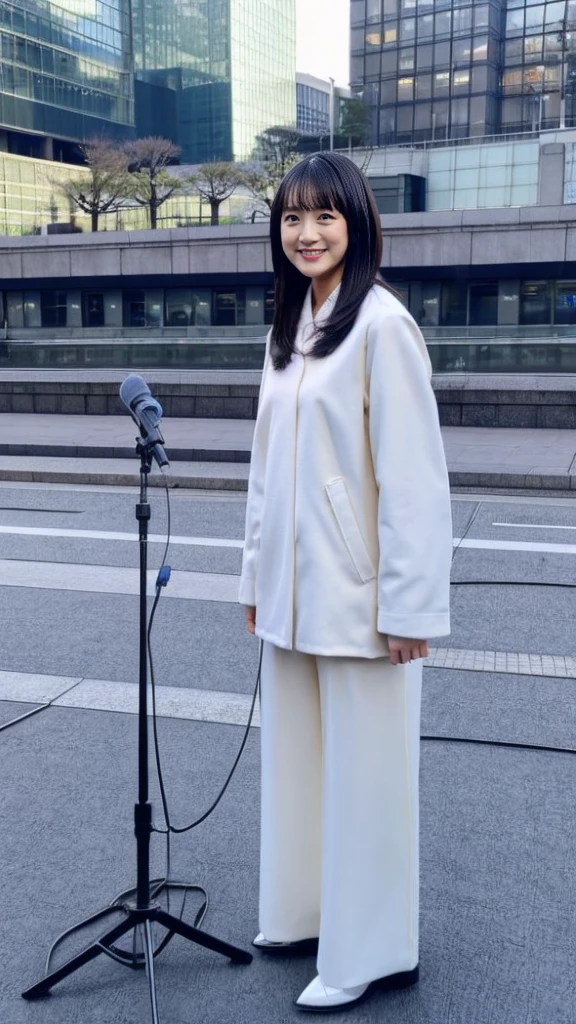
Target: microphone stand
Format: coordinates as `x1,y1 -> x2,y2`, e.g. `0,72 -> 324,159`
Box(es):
22,434 -> 252,1022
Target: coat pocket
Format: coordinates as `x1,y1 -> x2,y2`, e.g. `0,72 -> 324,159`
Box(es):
324,477 -> 377,584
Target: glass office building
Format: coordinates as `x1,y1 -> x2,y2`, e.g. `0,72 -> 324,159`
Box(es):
133,0 -> 296,164
297,75 -> 331,134
0,0 -> 134,152
351,0 -> 576,145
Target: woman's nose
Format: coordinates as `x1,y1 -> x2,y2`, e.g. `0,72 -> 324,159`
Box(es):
299,217 -> 320,244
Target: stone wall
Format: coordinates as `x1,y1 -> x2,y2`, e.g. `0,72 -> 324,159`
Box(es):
1,207 -> 576,285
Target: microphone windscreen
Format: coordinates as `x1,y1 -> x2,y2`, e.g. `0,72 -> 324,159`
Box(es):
120,374 -> 151,410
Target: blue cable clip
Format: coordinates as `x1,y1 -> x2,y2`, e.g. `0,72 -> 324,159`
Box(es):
156,565 -> 171,588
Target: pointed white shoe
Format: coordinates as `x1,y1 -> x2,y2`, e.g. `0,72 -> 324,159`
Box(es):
252,933 -> 319,954
295,966 -> 420,1012
296,975 -> 369,1012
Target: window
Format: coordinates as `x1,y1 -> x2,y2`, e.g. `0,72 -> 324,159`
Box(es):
366,0 -> 381,21
41,292 -> 67,328
123,290 -> 146,328
435,11 -> 451,36
469,283 -> 498,326
525,5 -> 544,31
520,281 -> 551,325
84,293 -> 105,328
264,288 -> 275,325
416,74 -> 431,98
398,76 -> 414,100
524,35 -> 543,61
434,72 -> 450,94
398,48 -> 415,70
417,13 -> 434,38
506,9 -> 524,35
454,70 -> 470,90
213,290 -> 242,327
474,5 -> 490,30
365,31 -> 382,47
555,282 -> 576,324
351,1 -> 366,26
453,39 -> 472,65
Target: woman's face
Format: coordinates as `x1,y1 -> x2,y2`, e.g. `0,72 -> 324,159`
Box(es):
280,206 -> 349,283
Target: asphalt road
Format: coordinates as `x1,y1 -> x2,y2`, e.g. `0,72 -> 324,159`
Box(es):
0,481 -> 575,1024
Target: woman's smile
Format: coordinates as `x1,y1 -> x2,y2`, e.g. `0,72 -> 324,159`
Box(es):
297,248 -> 328,262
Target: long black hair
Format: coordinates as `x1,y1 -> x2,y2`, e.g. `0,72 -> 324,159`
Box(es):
269,152 -> 387,371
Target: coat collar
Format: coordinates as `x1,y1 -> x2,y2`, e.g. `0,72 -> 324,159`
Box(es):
298,283 -> 341,353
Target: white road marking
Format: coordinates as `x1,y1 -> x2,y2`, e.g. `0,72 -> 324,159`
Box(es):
0,648 -> 574,730
0,525 -> 574,558
0,524 -> 243,547
0,560 -> 239,602
453,537 -> 576,555
492,522 -> 576,532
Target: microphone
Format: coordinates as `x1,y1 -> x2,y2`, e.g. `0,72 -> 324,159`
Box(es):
120,375 -> 170,468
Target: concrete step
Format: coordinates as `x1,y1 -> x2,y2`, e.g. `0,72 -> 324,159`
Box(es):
0,443 -> 250,463
0,456 -> 250,490
0,455 -> 572,492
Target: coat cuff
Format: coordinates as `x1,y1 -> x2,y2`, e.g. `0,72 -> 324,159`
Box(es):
378,609 -> 450,640
238,575 -> 256,606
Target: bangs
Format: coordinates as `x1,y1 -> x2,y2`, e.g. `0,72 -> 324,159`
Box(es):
281,158 -> 347,215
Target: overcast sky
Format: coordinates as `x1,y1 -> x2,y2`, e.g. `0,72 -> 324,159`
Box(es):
296,0 -> 350,87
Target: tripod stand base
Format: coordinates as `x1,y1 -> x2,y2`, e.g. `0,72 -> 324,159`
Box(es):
22,885 -> 252,1002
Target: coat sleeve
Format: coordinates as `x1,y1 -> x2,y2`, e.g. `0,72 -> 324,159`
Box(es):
238,335 -> 271,607
366,308 -> 452,639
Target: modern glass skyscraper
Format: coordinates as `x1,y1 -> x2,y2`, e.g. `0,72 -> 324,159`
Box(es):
351,0 -> 576,145
0,0 -> 134,155
132,0 -> 296,164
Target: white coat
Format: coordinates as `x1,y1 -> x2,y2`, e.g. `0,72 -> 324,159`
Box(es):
239,282 -> 453,658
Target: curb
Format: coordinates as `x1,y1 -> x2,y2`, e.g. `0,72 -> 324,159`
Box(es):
0,444 -> 250,464
0,468 -> 249,490
0,465 -> 571,493
448,470 -> 576,491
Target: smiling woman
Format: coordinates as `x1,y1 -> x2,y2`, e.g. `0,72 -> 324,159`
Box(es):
239,152 -> 453,1012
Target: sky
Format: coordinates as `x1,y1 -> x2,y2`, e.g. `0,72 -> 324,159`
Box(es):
296,0 -> 350,87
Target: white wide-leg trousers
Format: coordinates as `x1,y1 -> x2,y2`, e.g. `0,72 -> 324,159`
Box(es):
258,641 -> 422,990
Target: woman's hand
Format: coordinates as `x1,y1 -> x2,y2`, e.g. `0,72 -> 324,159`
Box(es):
387,635 -> 429,666
246,606 -> 256,635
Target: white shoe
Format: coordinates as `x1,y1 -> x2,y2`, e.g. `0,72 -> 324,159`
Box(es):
295,965 -> 419,1012
252,933 -> 318,953
295,975 -> 369,1012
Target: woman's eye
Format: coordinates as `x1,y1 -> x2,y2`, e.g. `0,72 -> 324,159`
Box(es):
319,214 -> 334,221
285,215 -> 299,223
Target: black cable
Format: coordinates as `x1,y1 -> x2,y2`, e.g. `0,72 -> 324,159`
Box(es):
148,471 -> 262,835
421,735 -> 576,755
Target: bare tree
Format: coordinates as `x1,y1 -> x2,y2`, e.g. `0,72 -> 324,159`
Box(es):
123,136 -> 187,229
56,138 -> 130,232
241,154 -> 301,220
190,162 -> 244,225
255,126 -> 302,171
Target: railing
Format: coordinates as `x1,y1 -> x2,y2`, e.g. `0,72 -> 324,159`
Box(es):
0,332 -> 575,374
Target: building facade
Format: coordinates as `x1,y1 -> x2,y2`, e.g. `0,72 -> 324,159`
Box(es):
297,74 -> 331,134
133,0 -> 296,164
1,208 -> 576,343
0,0 -> 135,159
352,0 -> 576,145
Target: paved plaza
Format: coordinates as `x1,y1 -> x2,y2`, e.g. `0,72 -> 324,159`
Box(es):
0,480 -> 574,1024
0,414 -> 575,491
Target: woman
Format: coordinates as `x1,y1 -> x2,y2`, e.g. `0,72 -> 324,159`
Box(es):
239,152 -> 452,1012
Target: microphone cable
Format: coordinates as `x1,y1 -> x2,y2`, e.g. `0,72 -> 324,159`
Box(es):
148,470 -> 262,841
